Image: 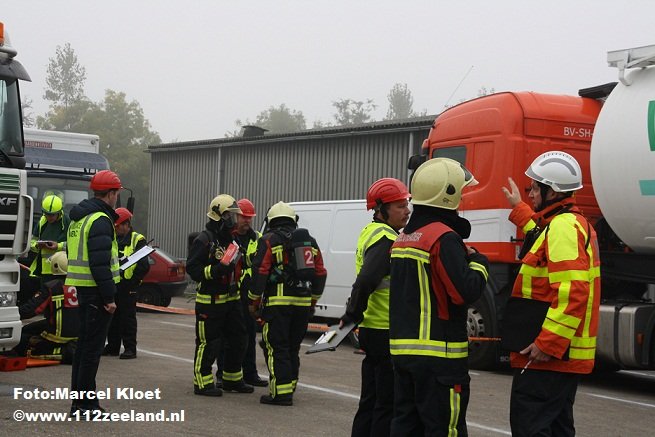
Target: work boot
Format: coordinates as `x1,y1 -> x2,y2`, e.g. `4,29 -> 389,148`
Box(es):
222,380 -> 254,393
245,375 -> 269,387
119,350 -> 137,360
102,346 -> 119,356
260,394 -> 293,406
193,385 -> 223,397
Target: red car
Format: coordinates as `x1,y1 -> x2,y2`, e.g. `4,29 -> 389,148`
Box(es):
137,248 -> 188,307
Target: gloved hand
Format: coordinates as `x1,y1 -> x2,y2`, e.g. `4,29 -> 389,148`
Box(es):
309,299 -> 317,318
211,261 -> 235,277
248,299 -> 261,320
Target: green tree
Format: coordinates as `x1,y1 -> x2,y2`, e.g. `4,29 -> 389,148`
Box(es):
81,90 -> 161,235
21,95 -> 35,127
332,98 -> 376,126
227,104 -> 307,136
43,43 -> 86,109
385,83 -> 415,120
255,104 -> 306,133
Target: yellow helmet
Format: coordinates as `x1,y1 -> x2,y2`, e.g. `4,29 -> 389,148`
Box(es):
410,158 -> 478,210
48,251 -> 68,275
207,194 -> 242,222
266,201 -> 297,222
42,194 -> 63,215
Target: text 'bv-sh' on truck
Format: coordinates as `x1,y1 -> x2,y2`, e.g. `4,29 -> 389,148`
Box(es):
409,44 -> 655,370
0,22 -> 34,352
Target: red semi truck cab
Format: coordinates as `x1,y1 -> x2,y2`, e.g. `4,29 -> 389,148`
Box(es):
422,91 -> 602,264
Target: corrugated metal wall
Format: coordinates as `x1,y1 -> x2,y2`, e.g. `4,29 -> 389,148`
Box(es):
148,126 -> 430,258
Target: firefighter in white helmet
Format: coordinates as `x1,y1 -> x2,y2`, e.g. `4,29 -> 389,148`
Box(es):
502,151 -> 600,436
187,194 -> 254,396
389,158 -> 489,436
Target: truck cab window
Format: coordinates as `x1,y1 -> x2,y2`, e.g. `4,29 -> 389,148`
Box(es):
431,145 -> 466,165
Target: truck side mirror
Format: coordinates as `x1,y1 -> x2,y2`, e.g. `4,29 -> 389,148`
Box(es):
407,154 -> 426,171
126,196 -> 135,213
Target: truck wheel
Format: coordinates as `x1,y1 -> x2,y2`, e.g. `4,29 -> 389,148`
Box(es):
137,285 -> 162,307
467,297 -> 497,370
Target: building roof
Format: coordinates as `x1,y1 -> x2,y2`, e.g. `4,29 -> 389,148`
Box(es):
147,115 -> 437,153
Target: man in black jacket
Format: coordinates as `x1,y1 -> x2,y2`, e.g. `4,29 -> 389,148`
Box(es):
66,170 -> 122,415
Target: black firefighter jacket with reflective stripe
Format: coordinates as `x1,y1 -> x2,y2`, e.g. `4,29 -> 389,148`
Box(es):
19,278 -> 80,343
389,221 -> 489,367
187,225 -> 241,305
248,225 -> 327,307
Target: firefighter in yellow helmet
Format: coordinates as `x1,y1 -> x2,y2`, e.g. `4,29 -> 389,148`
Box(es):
248,201 -> 328,406
187,194 -> 254,396
14,251 -> 79,363
389,158 -> 489,436
29,194 -> 70,286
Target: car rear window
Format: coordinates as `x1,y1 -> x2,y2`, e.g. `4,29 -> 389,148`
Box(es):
153,248 -> 178,264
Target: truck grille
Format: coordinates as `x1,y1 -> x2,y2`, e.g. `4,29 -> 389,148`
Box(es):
0,174 -> 20,192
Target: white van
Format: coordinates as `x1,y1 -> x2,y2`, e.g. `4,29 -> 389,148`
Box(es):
289,200 -> 372,322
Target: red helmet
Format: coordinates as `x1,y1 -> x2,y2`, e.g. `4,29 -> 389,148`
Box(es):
366,178 -> 410,210
90,170 -> 122,191
115,207 -> 133,225
237,198 -> 256,217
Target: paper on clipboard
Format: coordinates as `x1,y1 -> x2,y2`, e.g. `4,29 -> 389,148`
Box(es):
120,245 -> 155,271
305,321 -> 356,354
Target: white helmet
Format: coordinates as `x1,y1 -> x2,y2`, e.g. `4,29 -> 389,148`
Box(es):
525,151 -> 583,193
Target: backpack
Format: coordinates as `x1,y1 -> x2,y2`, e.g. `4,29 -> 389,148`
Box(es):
286,228 -> 316,282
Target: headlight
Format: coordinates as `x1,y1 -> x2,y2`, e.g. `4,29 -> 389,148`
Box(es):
0,291 -> 17,307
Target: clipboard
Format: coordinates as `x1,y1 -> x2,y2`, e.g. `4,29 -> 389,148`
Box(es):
120,245 -> 155,271
305,321 -> 356,354
500,297 -> 549,352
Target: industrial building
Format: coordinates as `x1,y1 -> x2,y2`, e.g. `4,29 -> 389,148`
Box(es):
146,116 -> 435,258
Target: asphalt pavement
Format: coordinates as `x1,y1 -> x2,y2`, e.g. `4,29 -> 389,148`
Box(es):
1,296 -> 654,436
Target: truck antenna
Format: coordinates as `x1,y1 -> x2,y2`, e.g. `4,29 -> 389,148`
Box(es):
443,65 -> 474,109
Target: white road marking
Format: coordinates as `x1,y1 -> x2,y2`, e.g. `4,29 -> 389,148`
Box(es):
155,321 -> 195,328
138,347 -> 511,434
581,392 -> 655,408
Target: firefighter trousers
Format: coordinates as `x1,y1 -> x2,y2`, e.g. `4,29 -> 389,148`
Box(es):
390,356 -> 471,437
193,300 -> 247,389
261,305 -> 310,398
351,327 -> 394,437
510,368 -> 579,437
106,286 -> 138,354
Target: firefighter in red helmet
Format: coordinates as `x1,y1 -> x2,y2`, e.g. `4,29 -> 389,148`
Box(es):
104,207 -> 150,359
340,178 -> 410,437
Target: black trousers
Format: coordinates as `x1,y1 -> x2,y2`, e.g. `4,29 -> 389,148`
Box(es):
14,319 -> 48,356
351,327 -> 394,437
215,294 -> 259,380
261,305 -> 310,398
106,286 -> 137,353
71,291 -> 113,409
193,300 -> 247,389
390,356 -> 470,437
510,368 -> 580,437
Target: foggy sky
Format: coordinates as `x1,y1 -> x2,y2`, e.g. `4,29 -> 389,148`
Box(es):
4,0 -> 654,143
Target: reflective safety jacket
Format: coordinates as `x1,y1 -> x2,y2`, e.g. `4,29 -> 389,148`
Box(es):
236,229 -> 261,290
509,198 -> 601,374
29,213 -> 70,277
356,222 -> 397,329
119,230 -> 148,283
389,221 -> 488,364
19,278 -> 80,343
66,212 -> 120,288
249,224 -> 327,307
